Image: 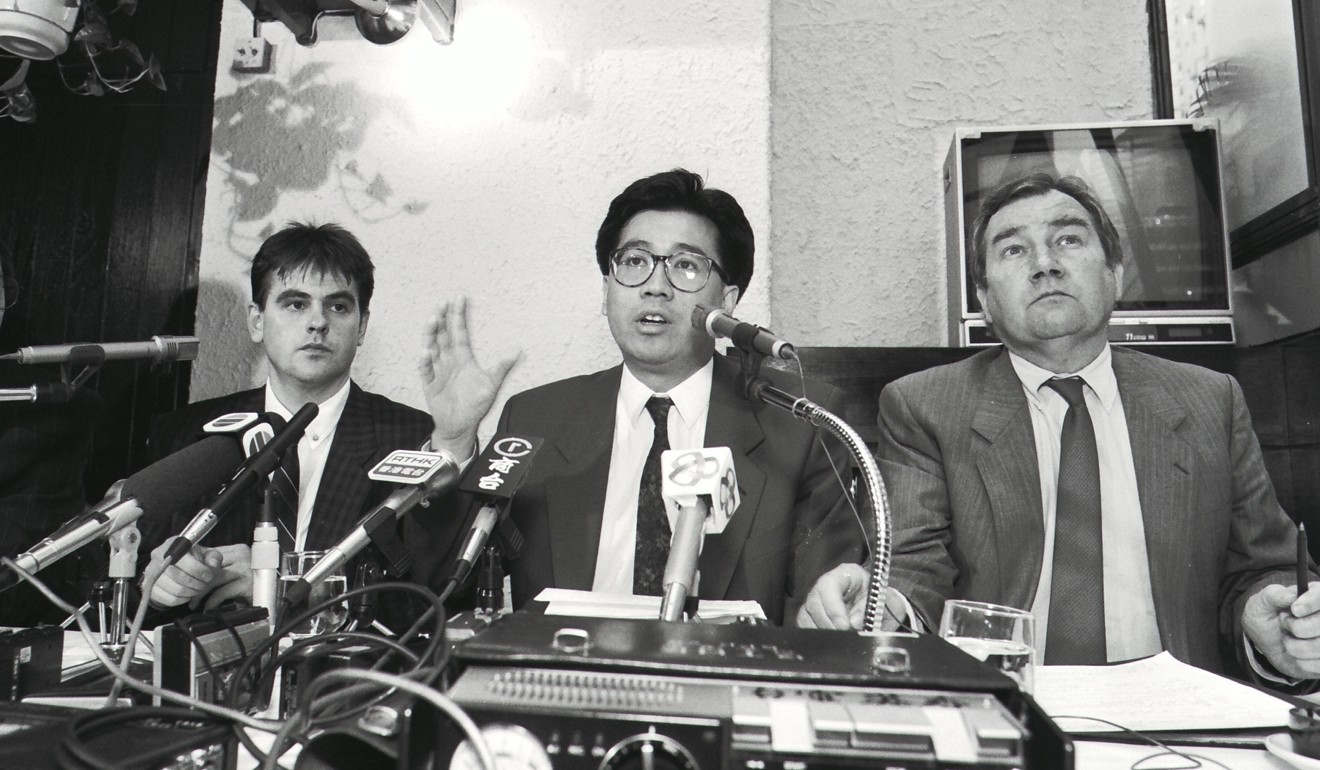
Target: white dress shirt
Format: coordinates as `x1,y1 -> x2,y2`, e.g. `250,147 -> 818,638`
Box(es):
591,360 -> 714,595
264,379 -> 351,551
1008,345 -> 1162,662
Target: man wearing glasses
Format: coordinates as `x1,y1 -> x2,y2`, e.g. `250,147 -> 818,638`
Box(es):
423,169 -> 865,625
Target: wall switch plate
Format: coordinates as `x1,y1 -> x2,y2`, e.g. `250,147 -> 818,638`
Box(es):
232,37 -> 271,73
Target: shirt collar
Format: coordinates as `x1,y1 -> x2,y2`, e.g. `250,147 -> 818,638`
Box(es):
1007,344 -> 1119,414
263,378 -> 351,442
619,358 -> 714,430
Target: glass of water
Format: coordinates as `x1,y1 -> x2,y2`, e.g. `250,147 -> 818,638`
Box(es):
939,599 -> 1036,692
279,551 -> 348,637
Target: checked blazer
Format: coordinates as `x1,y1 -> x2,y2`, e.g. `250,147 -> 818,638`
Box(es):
139,383 -> 438,580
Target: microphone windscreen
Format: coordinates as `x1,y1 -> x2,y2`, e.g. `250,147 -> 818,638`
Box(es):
121,435 -> 245,516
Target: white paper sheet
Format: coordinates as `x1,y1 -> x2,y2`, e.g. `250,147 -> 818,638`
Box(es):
533,587 -> 766,621
1033,651 -> 1294,733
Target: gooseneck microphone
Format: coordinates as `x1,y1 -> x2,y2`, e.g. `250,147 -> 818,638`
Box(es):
164,403 -> 318,563
692,306 -> 796,361
658,447 -> 740,622
0,435 -> 245,590
1,335 -> 200,365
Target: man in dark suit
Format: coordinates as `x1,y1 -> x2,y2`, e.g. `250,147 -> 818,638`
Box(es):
142,223 -> 511,613
418,170 -> 866,626
798,173 -> 1320,683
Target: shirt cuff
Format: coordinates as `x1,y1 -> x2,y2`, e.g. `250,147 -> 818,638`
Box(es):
890,590 -> 928,633
1242,630 -> 1300,685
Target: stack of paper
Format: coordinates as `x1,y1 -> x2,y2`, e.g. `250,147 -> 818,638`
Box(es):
1033,651 -> 1293,733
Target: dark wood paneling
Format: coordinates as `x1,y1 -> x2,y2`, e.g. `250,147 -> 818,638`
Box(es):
0,1 -> 222,499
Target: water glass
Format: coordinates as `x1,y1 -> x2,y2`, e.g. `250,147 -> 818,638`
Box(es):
939,599 -> 1036,692
279,550 -> 348,637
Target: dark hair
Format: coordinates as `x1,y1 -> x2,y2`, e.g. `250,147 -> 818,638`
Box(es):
595,169 -> 754,297
250,222 -> 374,313
969,173 -> 1124,289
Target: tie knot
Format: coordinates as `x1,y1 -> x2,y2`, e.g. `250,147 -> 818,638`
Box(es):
645,396 -> 672,426
1045,377 -> 1088,408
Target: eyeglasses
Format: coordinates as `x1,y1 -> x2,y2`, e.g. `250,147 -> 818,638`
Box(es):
609,247 -> 729,293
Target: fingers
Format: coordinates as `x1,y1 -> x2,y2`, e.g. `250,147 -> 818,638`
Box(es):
796,564 -> 867,631
447,296 -> 470,351
147,544 -> 221,608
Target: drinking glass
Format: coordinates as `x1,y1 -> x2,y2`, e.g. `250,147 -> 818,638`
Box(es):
279,551 -> 348,637
939,599 -> 1036,692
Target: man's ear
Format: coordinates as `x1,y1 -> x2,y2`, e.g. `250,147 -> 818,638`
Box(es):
248,303 -> 264,344
976,286 -> 992,326
1112,261 -> 1126,303
357,310 -> 370,346
600,277 -> 610,316
721,284 -> 740,315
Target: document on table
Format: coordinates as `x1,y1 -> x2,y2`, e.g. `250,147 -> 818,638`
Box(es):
534,588 -> 766,621
1033,651 -> 1293,733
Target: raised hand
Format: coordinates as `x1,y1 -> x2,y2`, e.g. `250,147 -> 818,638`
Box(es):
418,297 -> 519,457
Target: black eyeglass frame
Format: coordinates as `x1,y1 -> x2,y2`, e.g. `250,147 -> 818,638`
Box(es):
608,246 -> 730,293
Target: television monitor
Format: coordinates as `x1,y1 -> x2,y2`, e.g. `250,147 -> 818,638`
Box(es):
944,119 -> 1234,346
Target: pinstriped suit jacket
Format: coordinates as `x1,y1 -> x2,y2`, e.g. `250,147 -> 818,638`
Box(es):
881,345 -> 1298,678
141,383 -> 435,574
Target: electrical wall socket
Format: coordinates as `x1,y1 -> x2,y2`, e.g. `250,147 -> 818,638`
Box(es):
232,37 -> 271,73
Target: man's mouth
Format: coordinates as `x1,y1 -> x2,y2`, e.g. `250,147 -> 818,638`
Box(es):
637,313 -> 670,328
301,343 -> 332,353
1032,291 -> 1072,305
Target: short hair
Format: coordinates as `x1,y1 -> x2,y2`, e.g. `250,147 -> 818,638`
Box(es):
595,169 -> 754,297
250,222 -> 374,313
969,173 -> 1124,289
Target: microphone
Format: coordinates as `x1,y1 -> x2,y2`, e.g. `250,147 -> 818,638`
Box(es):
163,403 -> 318,564
0,436 -> 245,589
1,335 -> 200,365
658,446 -> 740,622
280,444 -> 468,609
449,434 -> 544,585
246,419 -> 282,630
0,383 -> 76,403
692,305 -> 796,361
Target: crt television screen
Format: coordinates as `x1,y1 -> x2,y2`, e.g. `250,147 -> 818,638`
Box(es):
957,122 -> 1230,314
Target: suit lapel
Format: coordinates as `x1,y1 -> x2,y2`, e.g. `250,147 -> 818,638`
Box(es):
543,368 -> 619,590
1113,351 -> 1195,651
698,355 -> 766,601
972,350 -> 1045,607
309,383 -> 379,548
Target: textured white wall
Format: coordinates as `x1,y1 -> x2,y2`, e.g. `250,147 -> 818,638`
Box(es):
196,0 -> 772,437
770,0 -> 1154,346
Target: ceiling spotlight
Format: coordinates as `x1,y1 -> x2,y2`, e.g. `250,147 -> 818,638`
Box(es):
354,0 -> 416,46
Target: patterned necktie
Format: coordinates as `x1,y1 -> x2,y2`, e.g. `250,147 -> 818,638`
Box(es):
633,396 -> 673,596
269,445 -> 300,553
1042,377 -> 1107,664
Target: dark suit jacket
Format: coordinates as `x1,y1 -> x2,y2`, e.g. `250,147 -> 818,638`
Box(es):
881,345 -> 1298,677
140,383 -> 448,611
434,354 -> 867,626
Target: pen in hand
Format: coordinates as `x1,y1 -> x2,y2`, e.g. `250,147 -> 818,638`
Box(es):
1299,523 -> 1310,600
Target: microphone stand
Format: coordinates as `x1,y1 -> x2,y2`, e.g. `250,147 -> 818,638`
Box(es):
102,524 -> 141,652
735,350 -> 893,634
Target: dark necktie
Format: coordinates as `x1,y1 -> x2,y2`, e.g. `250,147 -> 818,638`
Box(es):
1043,377 -> 1107,664
270,445 -> 300,553
633,396 -> 672,596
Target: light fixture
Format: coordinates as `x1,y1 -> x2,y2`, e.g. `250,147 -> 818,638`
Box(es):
418,0 -> 454,44
0,0 -> 79,60
353,0 -> 415,46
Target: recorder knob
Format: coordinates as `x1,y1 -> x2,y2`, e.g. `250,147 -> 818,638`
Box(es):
599,729 -> 699,770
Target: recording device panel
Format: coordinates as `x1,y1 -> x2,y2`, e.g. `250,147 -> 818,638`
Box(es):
151,607 -> 271,708
432,613 -> 1070,769
945,119 -> 1233,346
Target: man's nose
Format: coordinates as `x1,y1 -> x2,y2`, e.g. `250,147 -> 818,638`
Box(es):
641,259 -> 674,297
307,306 -> 329,331
1029,247 -> 1066,282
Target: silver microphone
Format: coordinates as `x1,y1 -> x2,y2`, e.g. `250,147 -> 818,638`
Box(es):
1,335 -> 200,365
